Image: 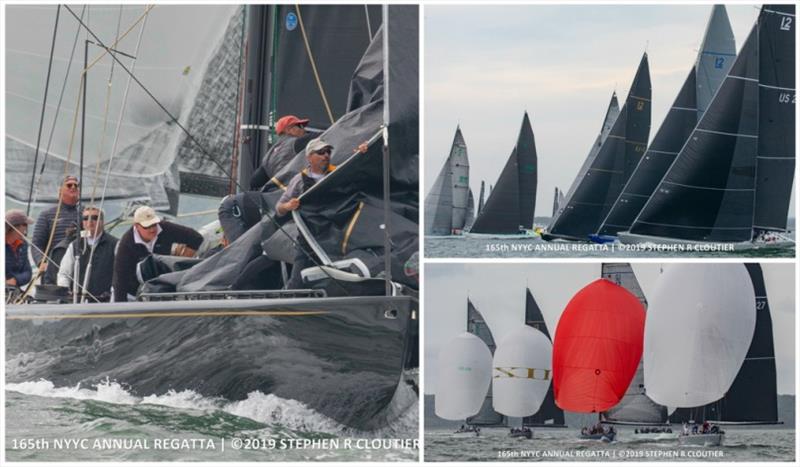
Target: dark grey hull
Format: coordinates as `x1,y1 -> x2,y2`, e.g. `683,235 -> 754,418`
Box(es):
6,295 -> 417,430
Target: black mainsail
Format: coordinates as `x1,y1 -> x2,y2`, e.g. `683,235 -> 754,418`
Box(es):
469,112 -> 537,234
477,180 -> 485,215
522,288 -> 566,428
600,263 -> 668,425
424,126 -> 472,235
466,298 -> 507,427
545,55 -> 651,241
670,263 -> 779,424
625,6 -> 795,243
753,5 -> 796,233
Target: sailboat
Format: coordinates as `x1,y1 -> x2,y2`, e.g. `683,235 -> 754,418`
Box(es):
618,5 -> 796,249
424,126 -> 474,236
6,4 -> 419,431
493,325 -> 553,440
598,264 -> 670,440
468,112 -> 537,235
435,332 -> 493,437
668,264 -> 781,428
465,299 -> 508,427
552,277 -> 646,441
543,53 -> 651,242
597,5 -> 736,238
522,288 -> 566,428
644,264 -> 757,446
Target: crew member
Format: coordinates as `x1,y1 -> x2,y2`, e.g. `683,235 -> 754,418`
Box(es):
57,206 -> 118,302
112,206 -> 203,302
31,175 -> 81,280
5,209 -> 35,288
276,137 -> 368,289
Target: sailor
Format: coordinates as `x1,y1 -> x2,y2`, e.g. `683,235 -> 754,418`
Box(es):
112,206 -> 203,302
57,206 -> 118,302
31,175 -> 81,282
5,209 -> 35,288
43,224 -> 78,286
702,421 -> 710,434
250,115 -> 316,190
218,115 -> 317,244
691,424 -> 698,434
275,137 -> 369,289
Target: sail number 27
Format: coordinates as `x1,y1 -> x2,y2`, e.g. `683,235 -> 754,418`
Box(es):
778,93 -> 795,104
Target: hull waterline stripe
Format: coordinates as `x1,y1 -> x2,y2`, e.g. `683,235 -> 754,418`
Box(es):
757,156 -> 793,160
763,9 -> 795,17
647,149 -> 679,155
6,310 -> 330,320
671,106 -> 697,112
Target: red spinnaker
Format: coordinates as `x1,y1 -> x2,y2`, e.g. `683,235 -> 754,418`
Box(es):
553,278 -> 645,413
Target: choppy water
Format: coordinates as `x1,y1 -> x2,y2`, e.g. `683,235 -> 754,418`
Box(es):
6,380 -> 418,462
426,234 -> 795,258
425,427 -> 794,462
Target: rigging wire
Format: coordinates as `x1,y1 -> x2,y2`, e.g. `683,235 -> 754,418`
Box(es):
364,5 -> 373,39
30,5 -> 154,298
31,6 -> 86,207
295,4 -> 335,125
26,5 -> 61,216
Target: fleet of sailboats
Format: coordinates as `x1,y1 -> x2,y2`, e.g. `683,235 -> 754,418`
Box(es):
432,261 -> 783,445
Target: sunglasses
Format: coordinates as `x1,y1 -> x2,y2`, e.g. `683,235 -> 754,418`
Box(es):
313,148 -> 331,156
82,215 -> 100,221
65,183 -> 79,189
138,223 -> 158,230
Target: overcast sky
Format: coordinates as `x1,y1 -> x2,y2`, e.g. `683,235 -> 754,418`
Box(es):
424,263 -> 795,396
424,4 -> 795,217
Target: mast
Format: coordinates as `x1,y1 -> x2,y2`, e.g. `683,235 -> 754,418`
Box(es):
381,4 -> 391,295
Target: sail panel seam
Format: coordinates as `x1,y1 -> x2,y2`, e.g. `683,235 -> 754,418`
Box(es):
695,128 -> 757,138
662,181 -> 755,192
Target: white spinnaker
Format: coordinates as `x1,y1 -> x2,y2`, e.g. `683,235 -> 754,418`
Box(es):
644,264 -> 755,408
435,332 -> 493,420
492,326 -> 553,417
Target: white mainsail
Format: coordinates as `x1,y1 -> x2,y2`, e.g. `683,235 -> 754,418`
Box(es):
644,264 -> 756,408
435,332 -> 493,420
492,326 -> 553,417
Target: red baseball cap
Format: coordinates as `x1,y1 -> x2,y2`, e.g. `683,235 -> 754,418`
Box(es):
275,115 -> 310,135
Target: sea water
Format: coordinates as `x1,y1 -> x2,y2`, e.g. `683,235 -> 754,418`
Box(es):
426,218 -> 796,258
5,380 -> 419,462
424,427 -> 794,462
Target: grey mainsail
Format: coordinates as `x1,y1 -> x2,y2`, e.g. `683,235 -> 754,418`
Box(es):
466,298 -> 507,427
696,5 -> 737,119
469,112 -> 537,234
522,288 -> 565,428
545,53 -> 651,241
424,126 -> 471,235
600,263 -> 668,425
627,6 -> 795,243
598,6 -> 736,237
